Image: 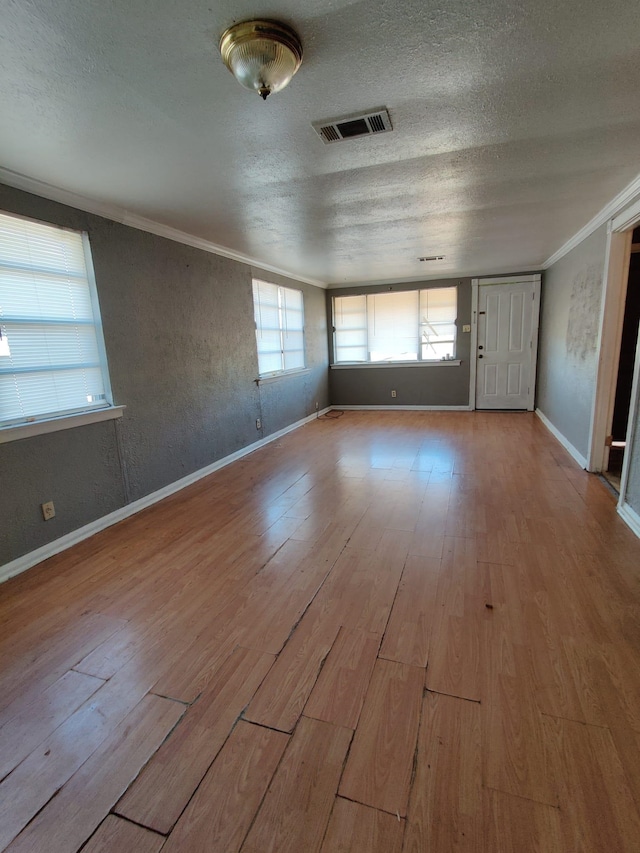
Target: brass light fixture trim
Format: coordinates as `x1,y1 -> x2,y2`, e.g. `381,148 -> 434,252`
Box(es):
219,20 -> 303,100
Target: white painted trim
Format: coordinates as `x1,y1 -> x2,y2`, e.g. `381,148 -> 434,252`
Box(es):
330,360 -> 461,370
475,274 -> 541,286
0,406 -> 125,444
0,167 -> 326,289
587,230 -> 633,471
0,407 -> 330,584
535,408 -> 588,469
617,326 -> 640,506
529,277 -> 542,412
611,194 -> 640,232
543,172 -> 640,269
256,368 -> 311,385
617,502 -> 640,539
336,405 -> 472,411
469,279 -> 479,410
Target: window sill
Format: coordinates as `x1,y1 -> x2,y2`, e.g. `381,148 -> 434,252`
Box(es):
330,360 -> 461,369
256,368 -> 311,385
0,406 -> 125,444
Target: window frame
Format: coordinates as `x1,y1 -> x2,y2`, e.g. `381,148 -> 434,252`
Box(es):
252,278 -> 306,378
332,285 -> 458,365
0,209 -> 119,440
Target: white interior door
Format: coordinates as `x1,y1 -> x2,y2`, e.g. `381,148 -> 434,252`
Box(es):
475,278 -> 540,410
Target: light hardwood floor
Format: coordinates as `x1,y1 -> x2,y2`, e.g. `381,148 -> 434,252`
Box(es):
1,411 -> 640,852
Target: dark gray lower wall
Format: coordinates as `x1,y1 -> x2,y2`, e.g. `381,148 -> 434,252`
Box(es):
0,184 -> 329,567
536,225 -> 608,459
328,278 -> 472,407
1,420 -> 125,561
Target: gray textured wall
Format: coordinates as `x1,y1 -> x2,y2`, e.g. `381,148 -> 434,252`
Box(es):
625,372 -> 640,516
536,225 -> 608,458
0,184 -> 329,566
328,278 -> 472,407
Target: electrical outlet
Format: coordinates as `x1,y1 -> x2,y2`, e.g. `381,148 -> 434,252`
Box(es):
463,324 -> 471,333
41,501 -> 55,520
256,417 -> 261,430
315,401 -> 319,411
391,390 -> 397,398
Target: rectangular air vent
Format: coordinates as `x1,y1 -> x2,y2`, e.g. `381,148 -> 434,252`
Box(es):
313,108 -> 393,144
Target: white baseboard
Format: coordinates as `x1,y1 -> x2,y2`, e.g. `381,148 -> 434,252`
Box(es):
618,501 -> 640,539
535,409 -> 588,469
0,408 -> 330,584
335,405 -> 472,411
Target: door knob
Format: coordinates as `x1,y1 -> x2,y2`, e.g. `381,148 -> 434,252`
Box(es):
478,354 -> 483,358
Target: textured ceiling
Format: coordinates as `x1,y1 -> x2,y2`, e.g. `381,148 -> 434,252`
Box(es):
1,0 -> 639,285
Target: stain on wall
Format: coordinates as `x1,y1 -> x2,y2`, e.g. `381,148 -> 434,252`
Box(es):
566,263 -> 603,361
0,183 -> 329,568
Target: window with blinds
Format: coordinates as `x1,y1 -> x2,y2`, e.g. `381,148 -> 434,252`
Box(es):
0,211 -> 112,428
252,279 -> 305,376
333,286 -> 457,363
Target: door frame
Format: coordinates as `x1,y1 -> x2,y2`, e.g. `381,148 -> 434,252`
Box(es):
587,199 -> 640,474
469,274 -> 541,411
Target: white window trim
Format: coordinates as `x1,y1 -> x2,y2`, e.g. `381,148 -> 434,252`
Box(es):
256,367 -> 311,385
0,404 -> 125,444
330,360 -> 461,369
0,210 -> 116,429
253,279 -> 306,377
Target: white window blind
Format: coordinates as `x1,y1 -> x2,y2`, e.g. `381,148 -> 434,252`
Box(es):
420,286 -> 457,360
368,290 -> 420,361
333,286 -> 457,363
334,294 -> 367,362
0,211 -> 111,428
253,279 -> 305,376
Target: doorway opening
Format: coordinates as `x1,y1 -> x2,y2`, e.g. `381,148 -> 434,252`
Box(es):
604,226 -> 640,491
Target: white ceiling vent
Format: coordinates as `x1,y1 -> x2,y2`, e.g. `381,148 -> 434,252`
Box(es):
312,108 -> 393,144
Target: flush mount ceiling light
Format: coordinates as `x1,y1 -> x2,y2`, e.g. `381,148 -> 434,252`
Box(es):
219,20 -> 303,100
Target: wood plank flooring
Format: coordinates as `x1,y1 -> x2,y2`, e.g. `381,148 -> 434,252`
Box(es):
1,410 -> 640,851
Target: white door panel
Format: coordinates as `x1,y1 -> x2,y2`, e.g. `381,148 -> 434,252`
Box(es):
475,280 -> 536,410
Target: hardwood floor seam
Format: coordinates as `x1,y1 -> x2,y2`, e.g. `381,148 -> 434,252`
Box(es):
331,792 -> 407,821
107,812 -> 169,837
424,686 -> 482,704
148,692 -> 191,706
539,710 -> 610,729
238,715 -> 298,736
483,785 -> 562,811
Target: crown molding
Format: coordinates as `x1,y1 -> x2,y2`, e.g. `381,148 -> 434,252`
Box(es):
543,172 -> 640,269
326,268 -> 543,289
0,167 -> 327,289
